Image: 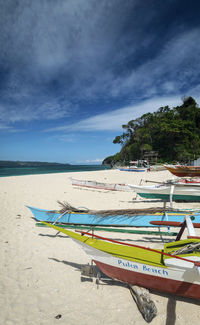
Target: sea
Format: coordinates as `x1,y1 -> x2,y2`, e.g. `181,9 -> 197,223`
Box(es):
0,164 -> 111,177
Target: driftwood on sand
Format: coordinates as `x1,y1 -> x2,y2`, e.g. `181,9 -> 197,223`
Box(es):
128,285 -> 157,323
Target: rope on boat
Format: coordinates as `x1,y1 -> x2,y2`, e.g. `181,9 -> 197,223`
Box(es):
171,242 -> 200,255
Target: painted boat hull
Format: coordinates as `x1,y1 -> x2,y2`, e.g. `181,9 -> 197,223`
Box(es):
27,206 -> 200,227
128,184 -> 200,201
119,168 -> 146,172
164,165 -> 200,177
94,259 -> 200,300
41,223 -> 200,300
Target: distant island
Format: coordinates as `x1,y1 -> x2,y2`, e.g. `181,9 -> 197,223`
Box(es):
0,161 -> 71,168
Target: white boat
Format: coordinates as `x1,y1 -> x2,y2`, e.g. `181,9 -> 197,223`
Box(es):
128,183 -> 200,202
70,177 -> 133,192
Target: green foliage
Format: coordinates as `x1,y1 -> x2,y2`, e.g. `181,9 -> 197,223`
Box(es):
102,153 -> 122,166
104,97 -> 200,165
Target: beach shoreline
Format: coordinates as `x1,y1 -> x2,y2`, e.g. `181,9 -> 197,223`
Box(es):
1,169 -> 200,325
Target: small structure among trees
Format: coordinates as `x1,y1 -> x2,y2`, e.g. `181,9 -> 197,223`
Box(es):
143,151 -> 158,165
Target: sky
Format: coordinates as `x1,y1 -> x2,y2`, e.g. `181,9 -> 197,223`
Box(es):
1,0 -> 200,164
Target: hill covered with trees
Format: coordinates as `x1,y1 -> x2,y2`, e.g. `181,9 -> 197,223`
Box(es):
103,97 -> 200,166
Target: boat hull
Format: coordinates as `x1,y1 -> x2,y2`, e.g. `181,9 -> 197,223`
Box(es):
94,260 -> 200,300
137,193 -> 200,201
164,165 -> 200,177
119,168 -> 146,172
129,184 -> 200,201
41,223 -> 200,300
76,238 -> 200,300
27,206 -> 200,227
71,178 -> 133,192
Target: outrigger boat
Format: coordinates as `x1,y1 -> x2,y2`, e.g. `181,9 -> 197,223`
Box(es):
70,177 -> 133,192
128,183 -> 200,202
164,164 -> 200,177
26,205 -> 200,228
119,167 -> 147,172
41,216 -> 200,300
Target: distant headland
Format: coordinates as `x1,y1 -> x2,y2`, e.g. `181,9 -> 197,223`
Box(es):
0,161 -> 71,168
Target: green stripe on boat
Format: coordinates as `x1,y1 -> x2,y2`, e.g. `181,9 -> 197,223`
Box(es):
36,222 -> 178,236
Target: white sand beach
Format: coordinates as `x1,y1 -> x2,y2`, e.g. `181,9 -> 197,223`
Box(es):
1,169 -> 200,325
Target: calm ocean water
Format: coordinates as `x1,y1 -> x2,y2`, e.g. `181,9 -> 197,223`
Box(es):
0,164 -> 110,177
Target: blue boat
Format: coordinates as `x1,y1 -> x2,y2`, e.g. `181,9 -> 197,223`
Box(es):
119,167 -> 146,172
26,205 -> 200,227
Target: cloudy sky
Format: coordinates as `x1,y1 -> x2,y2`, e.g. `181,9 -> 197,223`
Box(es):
1,0 -> 200,164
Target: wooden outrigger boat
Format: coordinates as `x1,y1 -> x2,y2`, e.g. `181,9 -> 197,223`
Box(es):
41,216 -> 200,300
26,205 -> 200,228
164,164 -> 200,177
70,177 -> 133,192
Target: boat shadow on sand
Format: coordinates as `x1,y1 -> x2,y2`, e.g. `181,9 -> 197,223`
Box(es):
152,291 -> 200,325
48,257 -> 128,288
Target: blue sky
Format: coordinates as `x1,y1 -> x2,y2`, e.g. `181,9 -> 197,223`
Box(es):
1,0 -> 200,164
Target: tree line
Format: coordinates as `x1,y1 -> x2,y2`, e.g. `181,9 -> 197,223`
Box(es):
103,97 -> 200,166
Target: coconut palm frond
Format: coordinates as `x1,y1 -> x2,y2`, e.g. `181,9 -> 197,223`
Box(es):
56,201 -> 173,217
57,201 -> 89,213
90,207 -> 170,217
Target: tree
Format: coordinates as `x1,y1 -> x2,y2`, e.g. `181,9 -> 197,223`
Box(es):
104,97 -> 200,166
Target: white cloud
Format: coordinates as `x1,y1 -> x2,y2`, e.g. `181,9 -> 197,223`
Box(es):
52,134 -> 77,143
0,1 -> 155,107
0,123 -> 26,132
85,158 -> 103,163
75,158 -> 104,164
0,2 -> 199,132
0,99 -> 72,124
109,29 -> 200,98
44,96 -> 183,132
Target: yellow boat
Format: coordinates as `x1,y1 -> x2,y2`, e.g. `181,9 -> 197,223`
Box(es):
41,216 -> 200,300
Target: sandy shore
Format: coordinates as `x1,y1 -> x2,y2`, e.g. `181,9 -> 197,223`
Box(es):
1,169 -> 200,325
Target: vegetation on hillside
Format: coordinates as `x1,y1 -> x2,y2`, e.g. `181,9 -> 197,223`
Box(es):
103,97 -> 200,166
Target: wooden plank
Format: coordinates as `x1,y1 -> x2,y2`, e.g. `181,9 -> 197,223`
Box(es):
150,221 -> 200,228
